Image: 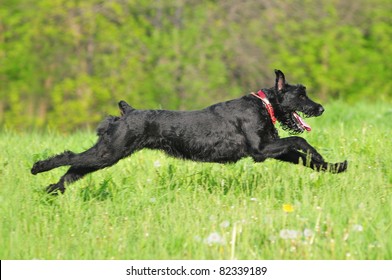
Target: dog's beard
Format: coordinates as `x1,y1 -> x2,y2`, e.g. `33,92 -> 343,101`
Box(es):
278,112 -> 308,134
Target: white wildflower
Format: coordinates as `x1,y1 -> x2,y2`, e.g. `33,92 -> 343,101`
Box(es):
220,220 -> 230,228
303,228 -> 314,238
279,229 -> 302,240
204,232 -> 226,245
352,224 -> 363,232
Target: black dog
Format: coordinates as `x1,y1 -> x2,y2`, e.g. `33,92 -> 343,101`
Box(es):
32,70 -> 347,194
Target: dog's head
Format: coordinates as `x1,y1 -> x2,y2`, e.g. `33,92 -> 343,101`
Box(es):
270,69 -> 324,134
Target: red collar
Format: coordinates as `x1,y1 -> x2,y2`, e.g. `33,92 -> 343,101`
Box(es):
251,90 -> 277,125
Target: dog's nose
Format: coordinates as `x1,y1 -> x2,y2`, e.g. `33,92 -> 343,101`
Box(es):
318,106 -> 325,115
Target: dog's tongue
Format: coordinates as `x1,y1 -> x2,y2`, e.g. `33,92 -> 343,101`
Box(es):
293,112 -> 312,131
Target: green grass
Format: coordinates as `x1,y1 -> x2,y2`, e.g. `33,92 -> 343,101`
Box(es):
1,101 -> 391,260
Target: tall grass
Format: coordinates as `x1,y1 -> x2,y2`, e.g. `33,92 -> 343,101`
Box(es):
1,101 -> 391,259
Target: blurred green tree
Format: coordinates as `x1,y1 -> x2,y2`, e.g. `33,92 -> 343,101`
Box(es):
0,0 -> 390,131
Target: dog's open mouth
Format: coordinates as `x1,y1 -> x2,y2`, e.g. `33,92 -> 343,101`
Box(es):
293,112 -> 311,132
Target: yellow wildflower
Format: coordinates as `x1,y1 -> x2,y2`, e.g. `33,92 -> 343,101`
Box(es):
283,203 -> 294,213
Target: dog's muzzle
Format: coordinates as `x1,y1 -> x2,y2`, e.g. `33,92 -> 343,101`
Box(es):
316,105 -> 325,116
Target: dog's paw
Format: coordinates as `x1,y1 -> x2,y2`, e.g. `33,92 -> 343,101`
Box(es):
31,161 -> 44,175
330,160 -> 348,173
46,184 -> 65,195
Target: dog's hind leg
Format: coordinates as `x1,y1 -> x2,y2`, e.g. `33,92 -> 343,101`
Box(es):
35,139 -> 139,193
40,147 -> 129,194
31,150 -> 81,175
37,146 -> 129,194
31,143 -> 105,175
32,140 -> 128,175
45,166 -> 97,194
31,114 -> 132,175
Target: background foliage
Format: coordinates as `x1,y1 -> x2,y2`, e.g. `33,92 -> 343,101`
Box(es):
1,0 -> 391,131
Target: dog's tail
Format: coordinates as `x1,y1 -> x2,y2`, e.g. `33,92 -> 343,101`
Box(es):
118,100 -> 135,116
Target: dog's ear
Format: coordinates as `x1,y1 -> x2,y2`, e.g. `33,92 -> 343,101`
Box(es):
274,69 -> 286,92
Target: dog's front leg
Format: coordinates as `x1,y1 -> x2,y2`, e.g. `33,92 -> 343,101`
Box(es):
252,137 -> 347,173
275,150 -> 347,173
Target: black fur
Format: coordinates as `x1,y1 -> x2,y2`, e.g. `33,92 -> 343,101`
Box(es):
32,70 -> 347,194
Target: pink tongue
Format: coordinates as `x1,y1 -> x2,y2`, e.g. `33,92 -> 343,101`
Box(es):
293,112 -> 312,131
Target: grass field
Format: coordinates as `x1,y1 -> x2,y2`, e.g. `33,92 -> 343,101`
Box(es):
1,101 -> 391,260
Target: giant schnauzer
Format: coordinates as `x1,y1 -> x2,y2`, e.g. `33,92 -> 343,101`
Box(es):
32,70 -> 347,194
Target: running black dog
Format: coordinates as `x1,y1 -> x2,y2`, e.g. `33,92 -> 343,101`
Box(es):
32,70 -> 347,194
